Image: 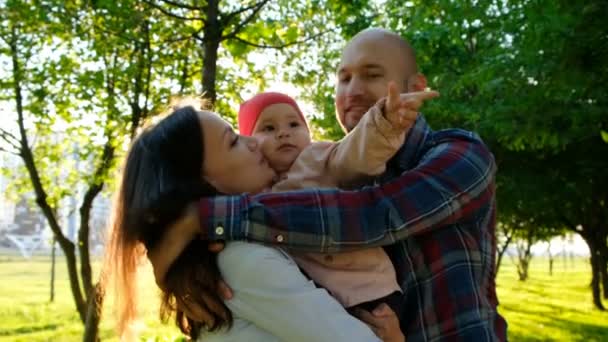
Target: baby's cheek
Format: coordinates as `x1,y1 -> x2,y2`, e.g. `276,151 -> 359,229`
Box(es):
260,141 -> 275,158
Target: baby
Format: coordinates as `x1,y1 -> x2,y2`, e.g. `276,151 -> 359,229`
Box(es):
238,84 -> 438,317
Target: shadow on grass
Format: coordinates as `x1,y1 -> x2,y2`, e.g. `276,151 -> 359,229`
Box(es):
0,323 -> 59,336
505,305 -> 608,341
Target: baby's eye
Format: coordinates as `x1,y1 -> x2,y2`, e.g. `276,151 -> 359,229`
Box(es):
263,125 -> 275,132
339,75 -> 351,83
290,121 -> 300,128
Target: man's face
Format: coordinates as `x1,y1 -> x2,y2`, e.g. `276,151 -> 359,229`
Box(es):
335,36 -> 410,132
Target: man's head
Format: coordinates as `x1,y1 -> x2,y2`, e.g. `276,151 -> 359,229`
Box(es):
336,28 -> 427,132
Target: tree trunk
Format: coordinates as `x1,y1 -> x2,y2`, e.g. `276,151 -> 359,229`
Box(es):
83,281 -> 105,342
79,140 -> 113,301
516,231 -> 534,281
496,231 -> 513,275
547,241 -> 553,276
590,247 -> 605,310
10,26 -> 87,321
79,187 -> 99,300
202,0 -> 221,104
50,237 -> 56,302
581,234 -> 605,310
599,240 -> 608,299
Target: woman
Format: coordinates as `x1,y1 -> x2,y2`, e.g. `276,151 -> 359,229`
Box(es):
105,102 -> 393,341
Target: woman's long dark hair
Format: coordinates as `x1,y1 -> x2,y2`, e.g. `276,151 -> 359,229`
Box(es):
105,104 -> 232,339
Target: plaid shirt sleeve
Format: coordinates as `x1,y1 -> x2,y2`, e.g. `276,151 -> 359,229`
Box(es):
198,121 -> 497,253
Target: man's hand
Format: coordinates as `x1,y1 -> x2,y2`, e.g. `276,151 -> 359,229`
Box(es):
353,304 -> 405,342
384,81 -> 439,130
147,202 -> 201,287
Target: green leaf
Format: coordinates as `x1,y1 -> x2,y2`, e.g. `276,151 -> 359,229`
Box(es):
601,130 -> 608,143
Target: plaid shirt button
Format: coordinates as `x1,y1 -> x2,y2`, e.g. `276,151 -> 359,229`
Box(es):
215,226 -> 224,236
276,234 -> 284,242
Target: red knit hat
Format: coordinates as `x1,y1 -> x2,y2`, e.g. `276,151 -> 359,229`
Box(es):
238,92 -> 307,136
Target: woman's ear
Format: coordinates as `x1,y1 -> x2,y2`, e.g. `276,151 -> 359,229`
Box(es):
407,73 -> 428,92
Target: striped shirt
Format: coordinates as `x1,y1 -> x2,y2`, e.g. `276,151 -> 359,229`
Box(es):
198,116 -> 508,341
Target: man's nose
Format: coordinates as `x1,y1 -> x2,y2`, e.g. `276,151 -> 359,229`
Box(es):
347,76 -> 365,97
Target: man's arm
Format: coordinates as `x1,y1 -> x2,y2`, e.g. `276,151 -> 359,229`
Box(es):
201,128 -> 496,253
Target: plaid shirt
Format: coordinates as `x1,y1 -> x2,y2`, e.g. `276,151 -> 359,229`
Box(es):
198,116 -> 508,341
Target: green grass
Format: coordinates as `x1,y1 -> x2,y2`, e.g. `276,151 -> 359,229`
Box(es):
0,255 -> 606,341
497,257 -> 608,341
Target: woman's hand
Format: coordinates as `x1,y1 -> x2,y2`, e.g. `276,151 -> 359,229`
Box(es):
147,202 -> 201,287
353,303 -> 405,342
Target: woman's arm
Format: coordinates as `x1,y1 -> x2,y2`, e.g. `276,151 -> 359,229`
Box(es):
216,241 -> 381,342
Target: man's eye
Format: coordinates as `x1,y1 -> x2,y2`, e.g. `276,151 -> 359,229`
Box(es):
367,73 -> 382,78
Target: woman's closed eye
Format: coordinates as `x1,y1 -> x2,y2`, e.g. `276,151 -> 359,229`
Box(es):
230,135 -> 239,148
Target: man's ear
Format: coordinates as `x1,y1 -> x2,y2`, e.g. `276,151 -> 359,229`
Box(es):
407,73 -> 427,92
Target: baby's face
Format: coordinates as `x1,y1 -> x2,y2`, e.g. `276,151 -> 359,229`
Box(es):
252,103 -> 311,174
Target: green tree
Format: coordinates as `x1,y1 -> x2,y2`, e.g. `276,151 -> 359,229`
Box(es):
377,0 -> 608,308
142,0 -> 330,117
294,0 -> 607,308
0,1 -> 180,339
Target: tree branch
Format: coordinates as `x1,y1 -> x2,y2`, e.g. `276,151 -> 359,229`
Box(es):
0,145 -> 20,156
161,25 -> 204,44
0,128 -> 21,150
79,138 -> 115,301
221,0 -> 270,41
229,29 -> 330,49
221,0 -> 269,26
159,0 -> 203,11
0,31 -> 11,45
560,214 -> 578,232
142,22 -> 153,123
143,0 -> 206,22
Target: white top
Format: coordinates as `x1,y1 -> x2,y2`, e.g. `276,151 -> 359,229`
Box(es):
198,242 -> 380,342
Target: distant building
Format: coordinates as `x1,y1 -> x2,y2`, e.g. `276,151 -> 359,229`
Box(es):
0,152 -> 111,255
0,154 -> 17,229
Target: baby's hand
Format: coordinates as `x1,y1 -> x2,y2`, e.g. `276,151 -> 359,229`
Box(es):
384,81 -> 439,130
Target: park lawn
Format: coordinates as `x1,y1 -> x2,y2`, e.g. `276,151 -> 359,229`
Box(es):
0,255 -> 606,341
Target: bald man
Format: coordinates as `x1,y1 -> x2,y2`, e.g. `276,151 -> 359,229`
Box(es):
152,28 -> 508,341
336,29 -> 427,132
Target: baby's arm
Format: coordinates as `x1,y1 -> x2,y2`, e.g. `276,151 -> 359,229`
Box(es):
326,82 -> 439,184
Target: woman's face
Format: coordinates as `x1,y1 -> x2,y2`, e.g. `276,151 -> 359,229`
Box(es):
198,111 -> 276,194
